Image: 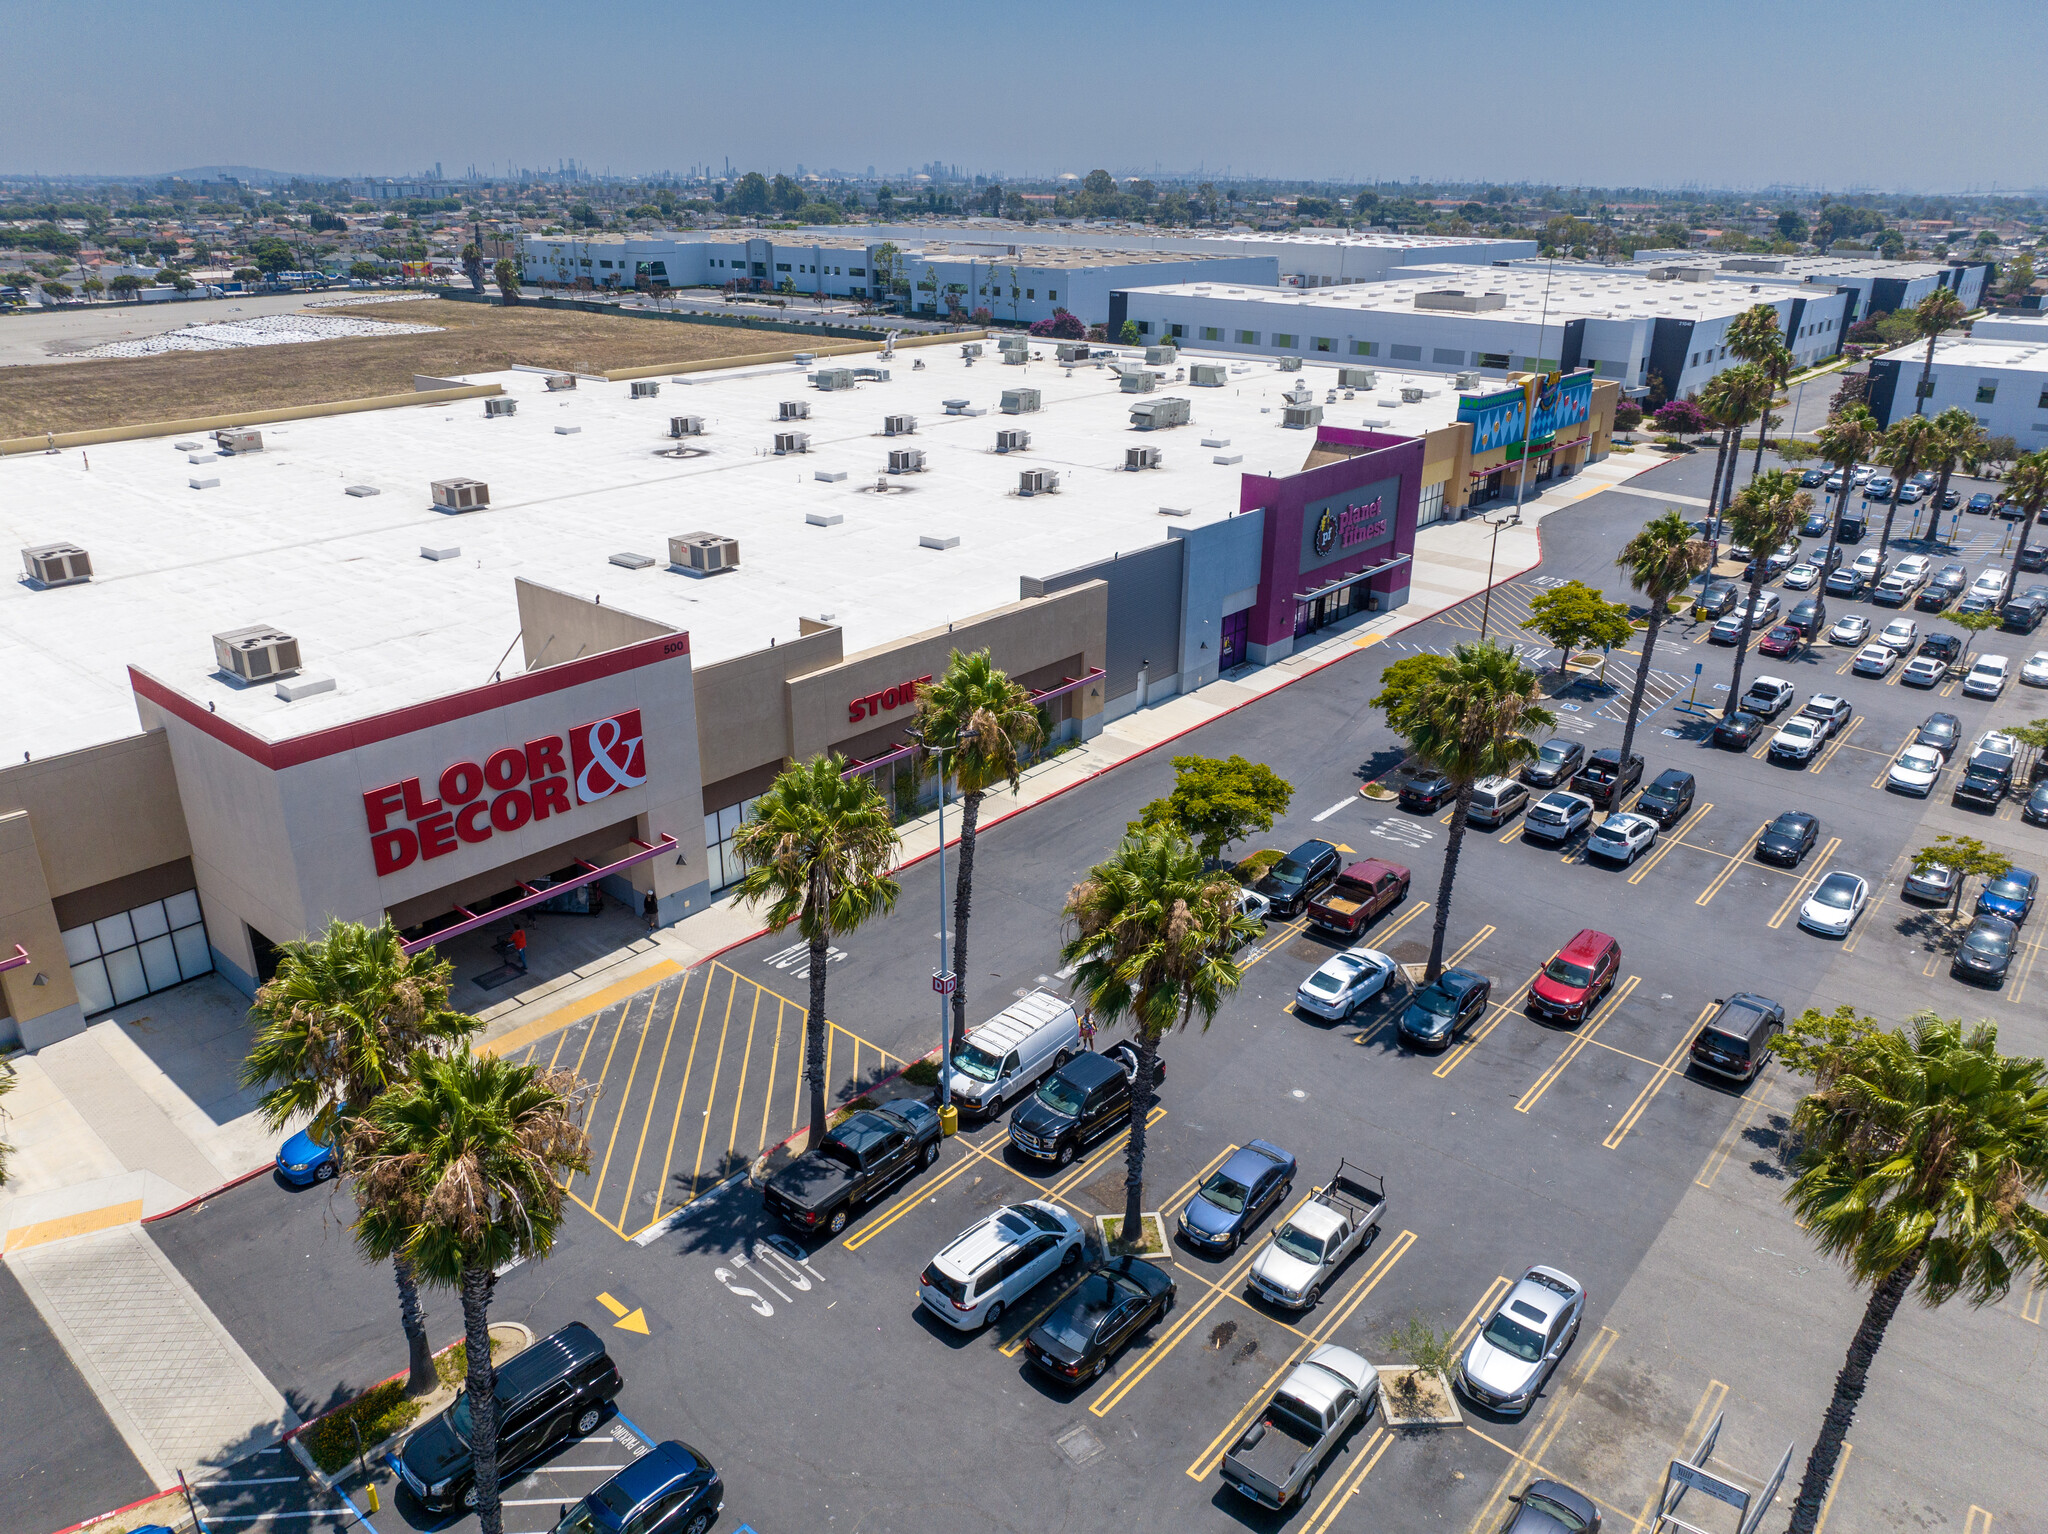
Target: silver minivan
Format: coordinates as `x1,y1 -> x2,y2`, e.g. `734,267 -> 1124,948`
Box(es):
945,989 -> 1083,1117
1466,775 -> 1529,829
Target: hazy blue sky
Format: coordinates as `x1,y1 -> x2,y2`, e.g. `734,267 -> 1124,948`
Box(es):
5,0 -> 2043,190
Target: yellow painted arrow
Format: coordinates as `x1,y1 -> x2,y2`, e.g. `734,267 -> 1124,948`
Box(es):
1332,844 -> 1355,855
596,1292 -> 650,1334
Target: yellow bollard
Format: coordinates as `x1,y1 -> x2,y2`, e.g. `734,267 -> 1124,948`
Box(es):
938,1103 -> 959,1138
365,1484 -> 381,1515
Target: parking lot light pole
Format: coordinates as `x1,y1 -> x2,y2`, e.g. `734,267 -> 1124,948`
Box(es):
912,725 -> 976,1135
1478,509 -> 1522,640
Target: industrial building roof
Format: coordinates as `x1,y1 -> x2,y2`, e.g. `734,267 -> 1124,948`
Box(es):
2,340 -> 1474,761
1872,333 -> 2048,375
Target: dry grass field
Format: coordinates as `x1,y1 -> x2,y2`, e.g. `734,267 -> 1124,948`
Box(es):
0,299 -> 814,437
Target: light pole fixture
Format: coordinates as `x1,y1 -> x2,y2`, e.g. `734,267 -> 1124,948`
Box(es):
1478,509 -> 1523,640
909,722 -> 977,1136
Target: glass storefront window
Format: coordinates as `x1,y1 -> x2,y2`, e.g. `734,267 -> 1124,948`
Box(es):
64,890 -> 212,1017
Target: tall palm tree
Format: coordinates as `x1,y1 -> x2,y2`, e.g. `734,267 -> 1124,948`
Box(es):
242,918 -> 479,1394
1723,471 -> 1809,708
1060,828 -> 1258,1248
1615,511 -> 1711,768
1922,406 -> 1987,539
1771,1010 -> 2048,1533
913,648 -> 1044,1054
1698,364 -> 1773,525
1725,303 -> 1793,484
1871,414 -> 1937,556
1394,642 -> 1554,982
732,756 -> 900,1150
1909,287 -> 1968,416
1809,405 -> 1882,633
350,1049 -> 592,1534
2003,449 -> 2048,595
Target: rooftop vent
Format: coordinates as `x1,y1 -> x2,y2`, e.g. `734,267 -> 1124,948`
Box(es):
1401,386 -> 1425,403
484,397 -> 518,418
432,478 -> 490,512
943,397 -> 972,414
779,400 -> 812,420
1189,362 -> 1227,386
1277,357 -> 1303,372
1413,289 -> 1506,312
213,625 -> 302,683
1125,445 -> 1163,470
1056,342 -> 1091,362
212,428 -> 263,453
669,415 -> 704,437
1454,370 -> 1479,389
813,368 -> 856,390
1130,396 -> 1191,430
1000,387 -> 1041,414
887,448 -> 928,474
852,366 -> 890,382
995,427 -> 1030,453
1120,369 -> 1159,394
1018,468 -> 1061,496
631,380 -> 661,399
792,352 -> 816,364
610,551 -> 657,570
544,372 -> 576,390
774,431 -> 811,455
1144,345 -> 1178,365
884,413 -> 917,436
1282,404 -> 1323,429
21,542 -> 91,587
960,343 -> 983,358
670,532 -> 739,573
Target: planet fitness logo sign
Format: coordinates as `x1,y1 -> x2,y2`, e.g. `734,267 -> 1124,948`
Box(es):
362,709 -> 647,877
1311,495 -> 1387,559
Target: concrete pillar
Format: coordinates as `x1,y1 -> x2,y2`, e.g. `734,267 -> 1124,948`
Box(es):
0,811 -> 87,1049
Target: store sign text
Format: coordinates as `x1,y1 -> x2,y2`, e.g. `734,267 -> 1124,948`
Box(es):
362,710 -> 647,877
848,674 -> 932,724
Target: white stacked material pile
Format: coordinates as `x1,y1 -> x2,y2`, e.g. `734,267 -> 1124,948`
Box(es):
77,313 -> 441,359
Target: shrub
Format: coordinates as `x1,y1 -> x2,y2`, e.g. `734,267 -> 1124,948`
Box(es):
1652,398 -> 1711,436
1611,399 -> 1643,432
900,1056 -> 941,1088
300,1380 -> 421,1474
1028,306 -> 1086,340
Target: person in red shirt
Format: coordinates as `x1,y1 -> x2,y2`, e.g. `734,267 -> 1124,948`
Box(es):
510,924 -> 528,972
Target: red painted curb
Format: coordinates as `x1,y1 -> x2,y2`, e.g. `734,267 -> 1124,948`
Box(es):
141,1161 -> 275,1225
45,1484 -> 186,1534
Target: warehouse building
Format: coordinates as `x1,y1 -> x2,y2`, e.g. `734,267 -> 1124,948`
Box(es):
1623,251 -> 1994,323
1866,331 -> 2048,440
1110,264 -> 1853,401
0,337 -> 1619,1049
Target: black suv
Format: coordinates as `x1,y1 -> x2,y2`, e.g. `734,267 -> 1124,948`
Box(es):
1689,993 -> 1785,1085
1784,598 -> 1824,638
1636,769 -> 1695,826
1008,1052 -> 1132,1167
1570,749 -> 1644,808
1954,758 -> 2011,810
1918,569 -> 1967,611
1692,581 -> 1739,620
1255,839 -> 1341,916
397,1322 -> 622,1512
2002,587 -> 2048,633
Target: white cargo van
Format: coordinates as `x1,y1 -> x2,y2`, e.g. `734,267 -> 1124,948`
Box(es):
945,989 -> 1082,1118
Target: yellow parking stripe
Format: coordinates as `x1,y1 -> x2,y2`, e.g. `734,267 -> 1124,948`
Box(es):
1433,972 -> 1539,1077
1303,1426 -> 1394,1534
1842,893 -> 1885,955
1627,802 -> 1712,885
1813,717 -> 1861,771
1605,1002 -> 1716,1149
1766,839 -> 1842,929
841,1133 -> 1011,1252
1696,1091 -> 1771,1189
1695,823 -> 1768,906
1452,1276 -> 1514,1353
1462,1326 -> 1620,1534
1515,976 -> 1641,1113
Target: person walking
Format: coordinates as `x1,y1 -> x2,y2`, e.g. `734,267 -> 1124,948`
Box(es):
643,888 -> 659,932
510,924 -> 528,972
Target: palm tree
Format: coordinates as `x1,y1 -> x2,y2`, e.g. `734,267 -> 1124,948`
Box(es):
1393,642 -> 1553,982
1721,470 -> 1809,714
913,649 -> 1045,1054
1725,304 -> 1793,484
1922,407 -> 1987,539
1060,828 -> 1258,1249
1698,364 -> 1773,525
1809,405 -> 1882,633
2003,449 -> 2048,592
1871,414 -> 1937,556
1909,287 -> 1968,416
1615,512 -> 1711,768
350,1049 -> 592,1534
731,756 -> 900,1150
241,918 -> 479,1394
1771,1009 -> 2048,1533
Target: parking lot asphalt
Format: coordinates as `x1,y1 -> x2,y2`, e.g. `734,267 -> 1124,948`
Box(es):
139,447 -> 2042,1534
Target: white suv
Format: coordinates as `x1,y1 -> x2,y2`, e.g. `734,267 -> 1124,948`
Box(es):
918,1201 -> 1083,1331
1962,654 -> 2011,699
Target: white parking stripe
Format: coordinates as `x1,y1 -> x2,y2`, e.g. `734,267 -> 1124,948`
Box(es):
1311,798 -> 1353,823
193,1477 -> 304,1486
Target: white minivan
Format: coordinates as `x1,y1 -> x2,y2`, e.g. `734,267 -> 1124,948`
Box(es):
945,989 -> 1083,1118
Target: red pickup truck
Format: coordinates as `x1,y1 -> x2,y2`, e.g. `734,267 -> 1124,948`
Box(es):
1306,859 -> 1411,938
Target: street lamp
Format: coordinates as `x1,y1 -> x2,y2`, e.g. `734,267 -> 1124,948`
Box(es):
908,723 -> 976,1135
1478,509 -> 1523,640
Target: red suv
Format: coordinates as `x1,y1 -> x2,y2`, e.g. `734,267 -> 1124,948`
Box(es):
1528,929 -> 1621,1023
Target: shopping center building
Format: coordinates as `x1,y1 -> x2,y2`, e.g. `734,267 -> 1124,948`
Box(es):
0,334 -> 1612,1049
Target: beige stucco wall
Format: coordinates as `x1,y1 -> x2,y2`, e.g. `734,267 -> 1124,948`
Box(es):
691,626 -> 846,793
0,811 -> 82,1040
516,577 -> 677,672
0,731 -> 190,899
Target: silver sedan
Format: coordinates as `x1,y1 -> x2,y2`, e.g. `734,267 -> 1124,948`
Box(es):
1458,1265 -> 1586,1416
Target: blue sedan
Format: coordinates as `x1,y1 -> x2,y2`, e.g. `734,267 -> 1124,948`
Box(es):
1976,869 -> 2038,925
275,1123 -> 339,1186
1178,1140 -> 1296,1255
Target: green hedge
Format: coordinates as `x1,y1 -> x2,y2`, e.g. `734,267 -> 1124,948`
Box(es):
301,1380 -> 421,1474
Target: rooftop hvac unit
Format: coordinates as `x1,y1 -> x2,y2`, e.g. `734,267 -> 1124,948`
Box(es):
943,398 -> 972,414
1056,342 -> 1091,362
1277,356 -> 1303,372
1338,367 -> 1377,389
792,352 -> 816,364
631,380 -> 661,399
1000,387 -> 1041,414
1453,370 -> 1479,389
670,532 -> 739,573
1189,362 -> 1227,386
21,542 -> 91,587
213,625 -> 302,683
1125,445 -> 1163,471
1000,348 -> 1027,365
1121,370 -> 1158,394
1018,469 -> 1060,496
544,373 -> 577,391
884,413 -> 917,436
669,415 -> 704,437
774,431 -> 811,455
1282,384 -> 1313,406
432,477 -> 490,512
995,428 -> 1030,453
1130,396 -> 1192,430
961,343 -> 983,358
484,397 -> 518,417
779,400 -> 812,420
213,428 -> 263,453
887,448 -> 928,474
813,368 -> 856,390
1282,404 -> 1324,429
1144,345 -> 1178,365
1401,386 -> 1425,403
852,366 -> 890,381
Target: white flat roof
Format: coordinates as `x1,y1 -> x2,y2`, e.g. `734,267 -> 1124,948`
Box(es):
1873,334 -> 2048,374
1128,263 -> 1770,324
2,343 -> 1469,762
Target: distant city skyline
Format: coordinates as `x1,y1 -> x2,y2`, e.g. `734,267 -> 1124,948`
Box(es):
4,0 -> 2045,193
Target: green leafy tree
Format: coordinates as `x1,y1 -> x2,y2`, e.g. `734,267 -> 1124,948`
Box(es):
350,1050 -> 591,1534
248,235 -> 297,275
1615,512 -> 1711,767
1722,469 -> 1809,712
911,650 -> 1044,1052
461,243 -> 486,293
1698,364 -> 1773,521
1770,1009 -> 2048,1533
492,257 -> 520,304
1909,834 -> 2011,919
1725,303 -> 1793,485
40,280 -> 72,299
350,260 -> 383,280
1061,829 -> 1258,1248
1810,405 -> 1882,631
1954,606 -> 2004,663
732,757 -> 900,1149
1910,287 -> 1968,417
241,919 -> 479,1394
107,273 -> 144,299
1369,652 -> 1453,734
1390,642 -> 1553,981
1522,579 -> 1634,676
2002,450 -> 2048,585
1118,319 -> 1141,345
769,174 -> 804,214
729,172 -> 771,215
1134,755 -> 1294,866
80,275 -> 104,300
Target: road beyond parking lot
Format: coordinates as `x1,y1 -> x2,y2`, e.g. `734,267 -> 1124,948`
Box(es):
138,448 -> 2040,1534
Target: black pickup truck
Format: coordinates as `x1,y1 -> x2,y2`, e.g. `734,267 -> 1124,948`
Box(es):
762,1101 -> 943,1238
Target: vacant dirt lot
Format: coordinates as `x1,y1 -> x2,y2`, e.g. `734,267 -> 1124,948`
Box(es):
0,300 -> 808,437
